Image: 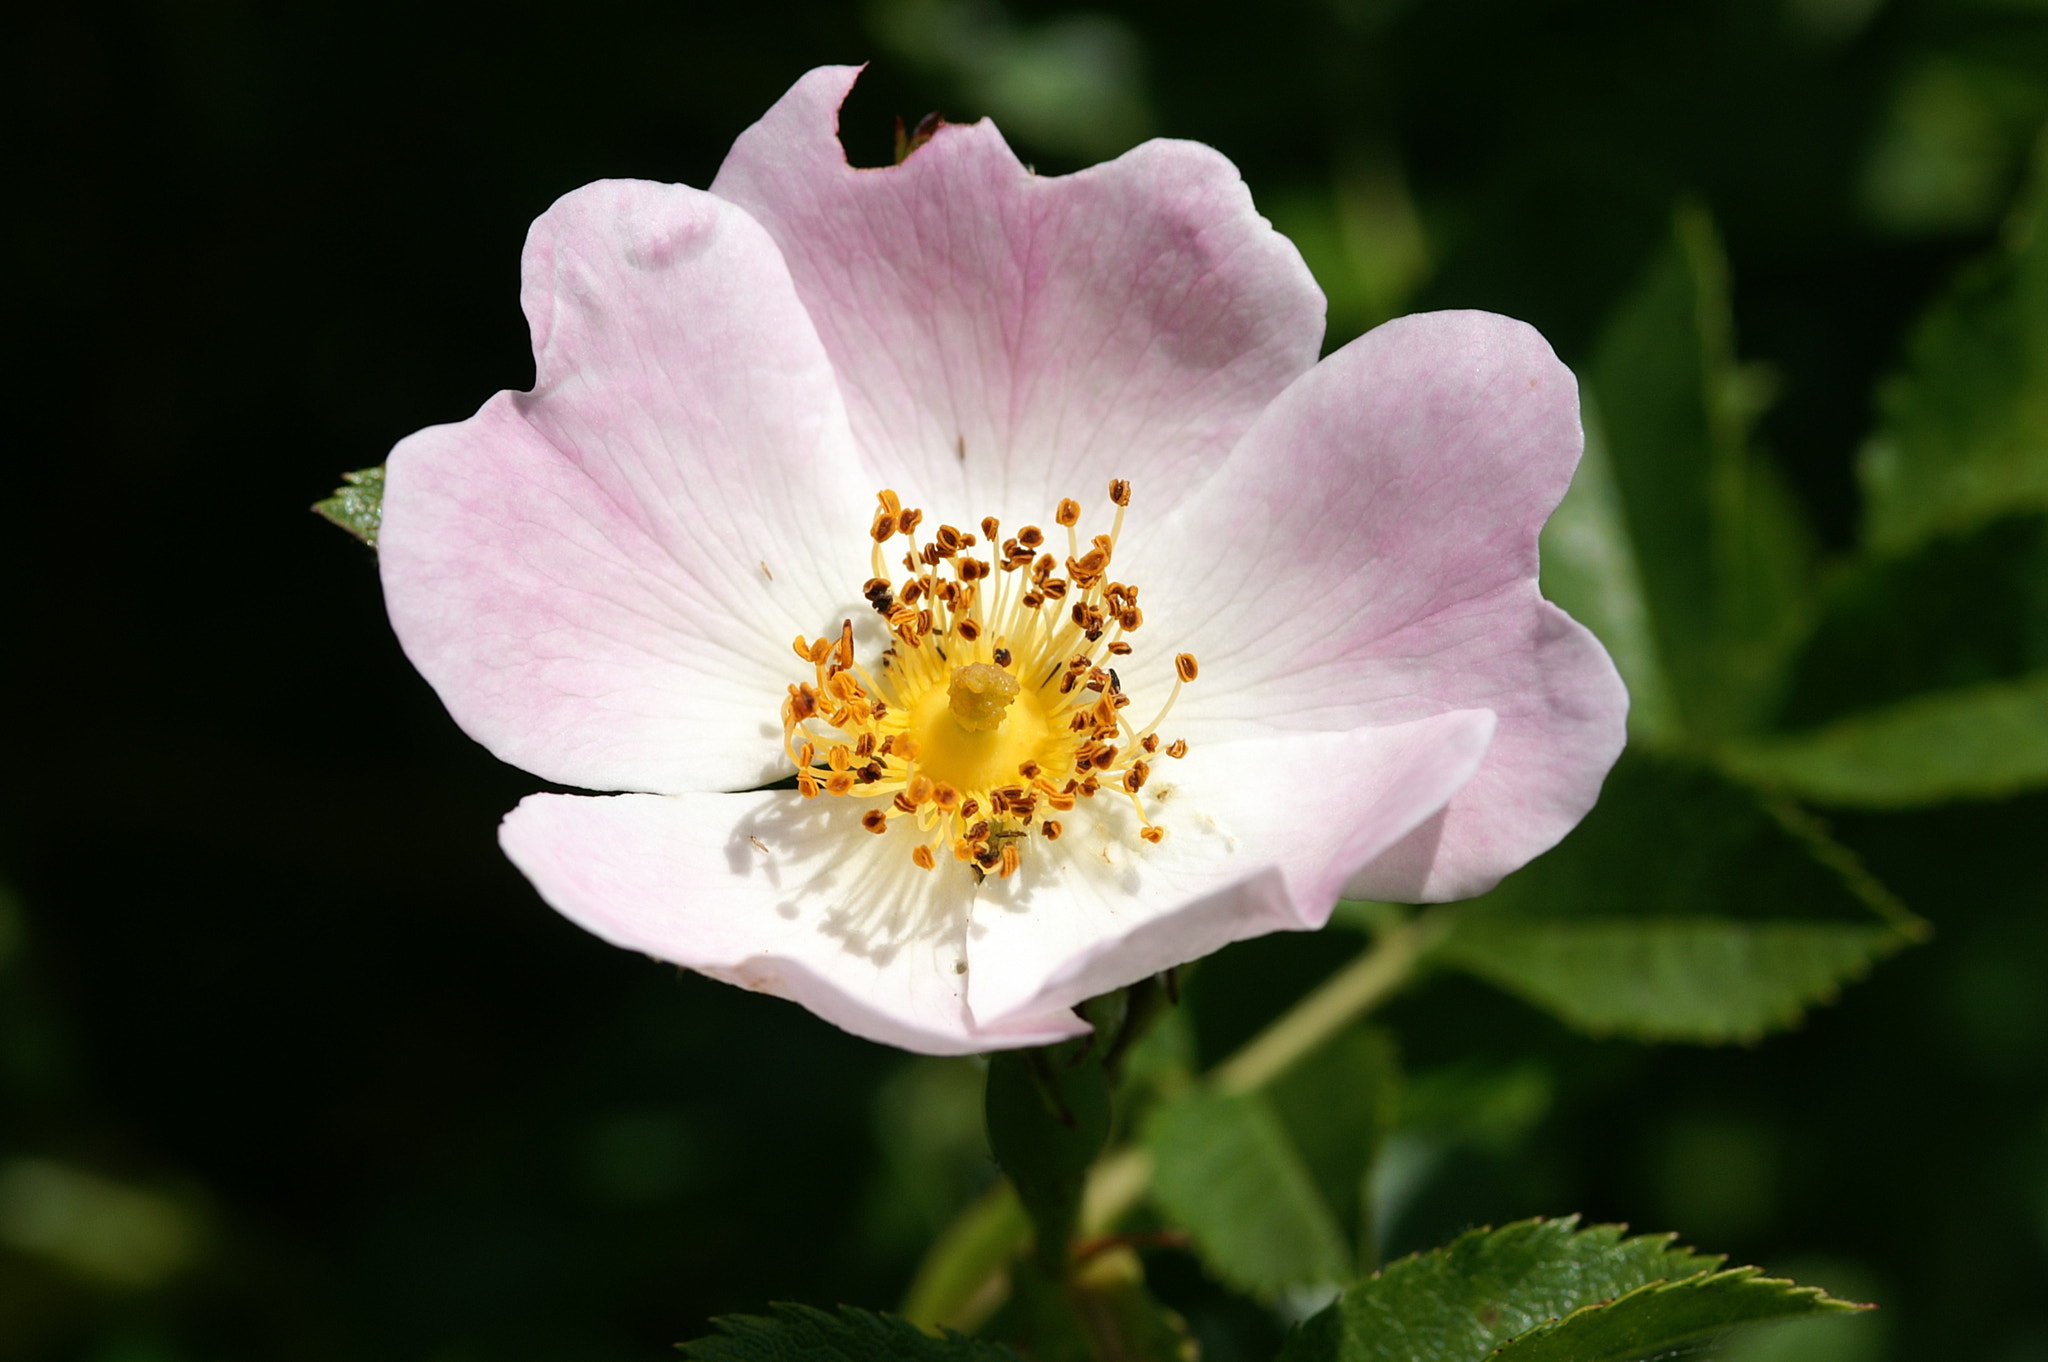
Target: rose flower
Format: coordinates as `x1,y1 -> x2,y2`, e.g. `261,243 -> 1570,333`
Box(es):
377,67 -> 1627,1054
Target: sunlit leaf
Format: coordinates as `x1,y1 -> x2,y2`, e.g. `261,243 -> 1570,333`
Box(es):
1145,1088 -> 1352,1298
680,1304 -> 1020,1361
313,465 -> 385,547
1279,1217 -> 1726,1362
1860,135 -> 2048,551
1492,1265 -> 1866,1362
1282,1218 -> 1860,1362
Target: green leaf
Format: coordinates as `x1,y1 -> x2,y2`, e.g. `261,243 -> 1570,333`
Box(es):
1280,1218 -> 1704,1362
1721,670 -> 2048,807
1772,511 -> 2048,728
313,465 -> 385,547
1144,1088 -> 1353,1298
1492,1267 -> 1866,1362
1728,510 -> 2048,807
1437,919 -> 1901,1044
1588,206 -> 1813,738
1395,1062 -> 1555,1155
1437,753 -> 1921,1042
1538,394 -> 1683,747
679,1303 -> 1022,1361
1860,133 -> 2048,552
1279,1218 -> 1861,1362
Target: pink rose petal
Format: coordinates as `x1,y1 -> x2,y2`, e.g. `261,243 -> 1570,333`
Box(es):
501,790 -> 1091,1055
710,65 -> 1326,525
1136,310 -> 1629,901
381,180 -> 875,794
965,709 -> 1497,1030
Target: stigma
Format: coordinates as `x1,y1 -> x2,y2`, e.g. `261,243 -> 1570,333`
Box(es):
778,480 -> 1195,882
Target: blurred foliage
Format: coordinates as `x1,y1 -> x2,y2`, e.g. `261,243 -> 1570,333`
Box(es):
10,0 -> 2048,1358
679,1305 -> 1023,1361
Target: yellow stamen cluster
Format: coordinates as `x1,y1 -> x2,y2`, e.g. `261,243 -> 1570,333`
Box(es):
779,480 -> 1195,881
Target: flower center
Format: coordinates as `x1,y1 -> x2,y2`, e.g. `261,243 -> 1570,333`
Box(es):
780,480 -> 1195,882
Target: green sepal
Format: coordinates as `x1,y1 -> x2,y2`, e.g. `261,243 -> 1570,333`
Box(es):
984,1029 -> 1112,1272
313,465 -> 385,548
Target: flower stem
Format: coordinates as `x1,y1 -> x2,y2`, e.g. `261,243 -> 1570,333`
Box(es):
900,908 -> 1451,1329
1209,906 -> 1455,1094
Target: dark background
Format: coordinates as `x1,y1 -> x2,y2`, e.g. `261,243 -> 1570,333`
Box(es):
6,0 -> 2047,1358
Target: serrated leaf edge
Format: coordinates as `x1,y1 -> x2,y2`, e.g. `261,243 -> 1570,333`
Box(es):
313,464 -> 385,548
1486,1264 -> 1868,1358
1358,1214 -> 1715,1287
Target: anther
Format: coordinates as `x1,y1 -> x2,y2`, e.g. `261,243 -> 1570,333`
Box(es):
1140,826 -> 1166,844
1019,526 -> 1044,548
1055,498 -> 1081,527
861,810 -> 889,834
1166,738 -> 1189,759
1175,652 -> 1199,683
980,516 -> 999,539
1042,820 -> 1063,840
1109,479 -> 1131,507
912,845 -> 937,871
